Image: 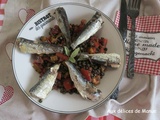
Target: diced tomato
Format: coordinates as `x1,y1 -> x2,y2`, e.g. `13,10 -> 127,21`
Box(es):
56,52 -> 69,61
79,19 -> 86,30
93,41 -> 100,48
81,19 -> 87,24
99,38 -> 108,47
99,47 -> 105,53
63,78 -> 74,91
50,25 -> 61,35
80,68 -> 91,81
57,72 -> 62,80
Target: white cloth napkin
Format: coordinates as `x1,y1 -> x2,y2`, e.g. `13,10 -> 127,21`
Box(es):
0,0 -> 160,120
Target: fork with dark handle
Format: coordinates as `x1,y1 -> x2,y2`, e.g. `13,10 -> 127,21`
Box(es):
127,0 -> 141,78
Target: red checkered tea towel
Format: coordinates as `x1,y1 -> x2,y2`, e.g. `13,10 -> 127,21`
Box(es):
115,11 -> 160,75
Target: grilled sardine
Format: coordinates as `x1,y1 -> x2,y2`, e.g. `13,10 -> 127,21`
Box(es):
55,7 -> 71,47
17,38 -> 63,54
29,64 -> 60,100
65,61 -> 102,101
71,12 -> 103,49
79,53 -> 121,68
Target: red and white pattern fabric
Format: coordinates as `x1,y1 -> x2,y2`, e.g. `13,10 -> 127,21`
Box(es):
0,0 -> 7,32
85,114 -> 122,120
0,85 -> 14,105
115,11 -> 160,75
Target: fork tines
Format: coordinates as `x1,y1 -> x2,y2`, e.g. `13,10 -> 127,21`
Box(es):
128,0 -> 141,9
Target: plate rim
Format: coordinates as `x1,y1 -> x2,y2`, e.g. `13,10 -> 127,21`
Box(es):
12,2 -> 126,114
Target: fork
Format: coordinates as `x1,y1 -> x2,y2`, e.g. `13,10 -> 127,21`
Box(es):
127,0 -> 141,78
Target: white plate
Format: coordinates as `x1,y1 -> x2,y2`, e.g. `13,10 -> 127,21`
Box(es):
12,3 -> 126,113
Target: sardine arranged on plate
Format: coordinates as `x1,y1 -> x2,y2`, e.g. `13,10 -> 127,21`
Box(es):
29,64 -> 60,100
65,61 -> 102,101
79,53 -> 121,68
71,12 -> 103,49
16,38 -> 63,54
55,7 -> 71,47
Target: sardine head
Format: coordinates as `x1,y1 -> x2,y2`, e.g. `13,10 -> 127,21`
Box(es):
89,89 -> 102,101
85,82 -> 102,101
